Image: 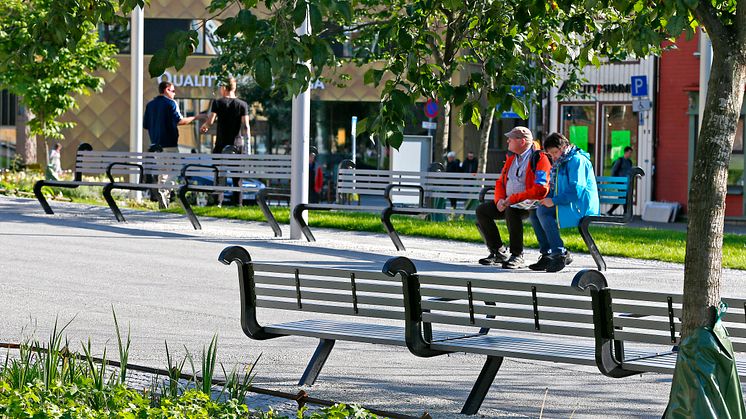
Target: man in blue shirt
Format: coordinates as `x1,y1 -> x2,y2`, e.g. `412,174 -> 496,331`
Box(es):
143,81 -> 199,207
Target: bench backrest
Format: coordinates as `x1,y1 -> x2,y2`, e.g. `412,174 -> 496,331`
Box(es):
336,167 -> 499,204
337,168 -> 428,202
422,171 -> 499,202
600,288 -> 746,353
595,176 -> 629,206
74,150 -> 149,180
404,273 -> 596,340
250,262 -> 404,321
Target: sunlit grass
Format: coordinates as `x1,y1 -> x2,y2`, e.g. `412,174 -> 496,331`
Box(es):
162,203 -> 746,270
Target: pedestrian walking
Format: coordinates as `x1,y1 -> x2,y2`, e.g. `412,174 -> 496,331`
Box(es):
143,81 -> 200,207
201,76 -> 251,205
46,142 -> 63,180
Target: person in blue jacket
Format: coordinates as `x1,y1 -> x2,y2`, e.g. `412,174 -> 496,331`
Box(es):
529,132 -> 599,272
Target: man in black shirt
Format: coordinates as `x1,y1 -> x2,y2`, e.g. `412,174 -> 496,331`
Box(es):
201,77 -> 251,153
201,77 -> 251,205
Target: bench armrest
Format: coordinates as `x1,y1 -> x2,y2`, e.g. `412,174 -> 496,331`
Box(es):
106,162 -> 143,183
181,163 -> 220,186
384,184 -> 424,206
621,167 -> 645,222
479,186 -> 495,203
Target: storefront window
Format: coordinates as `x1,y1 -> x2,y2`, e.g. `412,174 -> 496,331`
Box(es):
601,104 -> 638,175
561,104 -> 597,168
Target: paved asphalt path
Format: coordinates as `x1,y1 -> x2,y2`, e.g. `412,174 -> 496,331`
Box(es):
2,196 -> 745,418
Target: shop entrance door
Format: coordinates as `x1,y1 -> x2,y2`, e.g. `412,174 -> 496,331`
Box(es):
600,103 -> 638,176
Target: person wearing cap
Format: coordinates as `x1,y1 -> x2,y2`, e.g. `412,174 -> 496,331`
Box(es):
528,132 -> 599,272
476,126 -> 551,269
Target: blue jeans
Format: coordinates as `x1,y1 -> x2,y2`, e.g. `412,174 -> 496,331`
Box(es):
529,205 -> 565,256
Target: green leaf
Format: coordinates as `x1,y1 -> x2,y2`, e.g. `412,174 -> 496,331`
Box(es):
388,131 -> 404,150
255,56 -> 272,88
148,50 -> 168,78
292,1 -> 308,27
470,104 -> 482,128
459,102 -> 474,125
453,86 -> 468,106
309,4 -> 323,32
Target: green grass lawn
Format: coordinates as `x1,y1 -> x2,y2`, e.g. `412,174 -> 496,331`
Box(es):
162,204 -> 746,270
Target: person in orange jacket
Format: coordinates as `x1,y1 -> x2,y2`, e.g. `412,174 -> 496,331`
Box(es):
475,126 -> 552,269
309,152 -> 324,203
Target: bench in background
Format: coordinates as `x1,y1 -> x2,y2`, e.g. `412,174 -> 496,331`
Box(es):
33,143 -> 146,215
381,171 -> 500,250
579,167 -> 645,271
293,161 -> 405,242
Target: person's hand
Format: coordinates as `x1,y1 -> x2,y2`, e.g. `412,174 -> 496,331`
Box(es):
496,199 -> 508,211
541,198 -> 555,207
200,124 -> 210,134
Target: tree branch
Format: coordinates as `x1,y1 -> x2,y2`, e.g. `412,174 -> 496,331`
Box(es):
693,1 -> 729,46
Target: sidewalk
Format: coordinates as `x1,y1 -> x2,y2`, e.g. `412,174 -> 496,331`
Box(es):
2,196 -> 745,418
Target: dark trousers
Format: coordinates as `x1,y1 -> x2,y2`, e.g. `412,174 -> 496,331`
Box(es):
475,201 -> 529,255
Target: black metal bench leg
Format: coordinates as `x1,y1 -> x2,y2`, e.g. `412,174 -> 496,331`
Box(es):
578,220 -> 606,271
177,186 -> 202,230
34,180 -> 54,214
103,184 -> 126,222
292,204 -> 316,242
461,355 -> 504,415
298,338 -> 335,386
257,191 -> 282,237
381,207 -> 406,251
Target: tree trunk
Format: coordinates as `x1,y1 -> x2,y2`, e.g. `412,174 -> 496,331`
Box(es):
681,40 -> 746,336
435,101 -> 451,162
16,107 -> 36,165
477,106 -> 494,173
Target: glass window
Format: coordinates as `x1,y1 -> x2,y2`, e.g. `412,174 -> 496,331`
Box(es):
1,90 -> 17,126
98,23 -> 131,53
561,104 -> 597,168
601,104 -> 638,175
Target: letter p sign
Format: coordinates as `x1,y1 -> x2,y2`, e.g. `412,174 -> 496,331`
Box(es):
631,75 -> 648,97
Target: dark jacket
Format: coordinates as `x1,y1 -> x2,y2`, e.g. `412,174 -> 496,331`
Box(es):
461,157 -> 478,174
143,96 -> 182,148
611,157 -> 633,178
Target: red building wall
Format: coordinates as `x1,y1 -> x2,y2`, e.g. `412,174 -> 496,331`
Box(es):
655,35 -> 700,212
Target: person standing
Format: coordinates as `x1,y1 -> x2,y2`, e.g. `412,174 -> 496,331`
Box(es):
143,81 -> 199,207
200,77 -> 251,154
309,152 -> 323,203
47,142 -> 62,180
528,132 -> 599,273
445,151 -> 462,208
200,77 -> 251,205
607,146 -> 634,215
475,126 -> 551,269
461,151 -> 478,174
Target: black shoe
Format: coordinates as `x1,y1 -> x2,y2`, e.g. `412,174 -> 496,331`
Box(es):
478,247 -> 509,265
546,255 -> 566,273
563,251 -> 573,266
502,254 -> 525,269
529,254 -> 551,271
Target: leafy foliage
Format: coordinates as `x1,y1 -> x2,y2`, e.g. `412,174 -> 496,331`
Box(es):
0,0 -> 122,141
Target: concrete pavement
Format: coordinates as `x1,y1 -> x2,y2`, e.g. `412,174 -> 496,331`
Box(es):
2,196 -> 745,418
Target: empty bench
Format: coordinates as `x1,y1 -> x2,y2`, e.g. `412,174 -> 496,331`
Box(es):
571,269 -> 746,379
381,170 -> 500,250
293,161 -> 414,242
102,153 -> 291,236
578,167 -> 645,270
33,143 -> 147,215
220,245 -> 609,415
217,246 -> 491,393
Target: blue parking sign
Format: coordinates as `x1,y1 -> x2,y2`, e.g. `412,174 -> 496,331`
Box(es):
631,76 -> 648,97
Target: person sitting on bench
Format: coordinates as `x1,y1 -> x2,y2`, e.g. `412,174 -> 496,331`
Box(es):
528,132 -> 599,272
476,126 -> 551,269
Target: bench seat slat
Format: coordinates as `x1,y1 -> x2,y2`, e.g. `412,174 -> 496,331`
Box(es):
429,334 -> 598,366
422,313 -> 596,338
255,299 -> 403,320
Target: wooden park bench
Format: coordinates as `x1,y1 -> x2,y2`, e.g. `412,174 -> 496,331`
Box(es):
33,143 -> 145,215
102,152 -> 292,236
578,167 -> 645,270
381,171 -> 500,250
